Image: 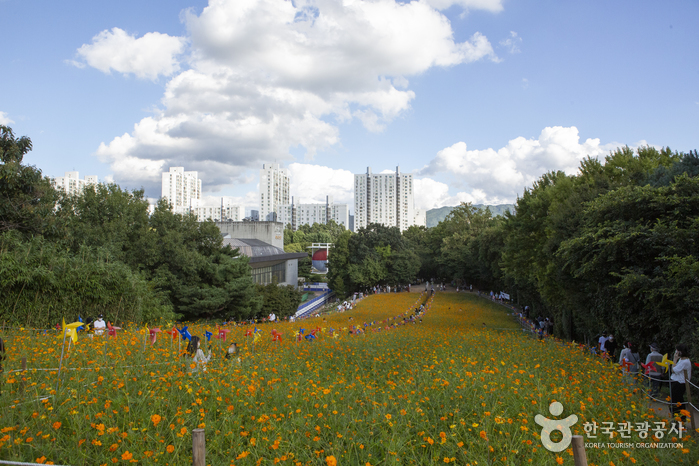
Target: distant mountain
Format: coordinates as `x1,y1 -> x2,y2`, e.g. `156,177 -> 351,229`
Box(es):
425,204 -> 515,228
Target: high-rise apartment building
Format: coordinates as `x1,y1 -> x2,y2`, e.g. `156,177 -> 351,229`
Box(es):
161,167 -> 201,215
52,171 -> 98,196
279,196 -> 349,230
259,163 -> 290,222
354,166 -> 418,232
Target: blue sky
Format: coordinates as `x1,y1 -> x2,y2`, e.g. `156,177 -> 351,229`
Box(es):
2,0 -> 697,212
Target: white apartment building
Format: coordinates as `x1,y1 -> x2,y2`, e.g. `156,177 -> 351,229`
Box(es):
413,209 -> 427,228
259,163 -> 290,222
161,167 -> 201,215
354,166 -> 417,232
192,198 -> 243,222
52,172 -> 98,196
279,196 -> 350,230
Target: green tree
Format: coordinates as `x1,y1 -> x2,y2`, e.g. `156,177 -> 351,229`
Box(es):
256,283 -> 303,319
0,232 -> 173,326
558,174 -> 699,352
0,126 -> 58,235
327,230 -> 351,296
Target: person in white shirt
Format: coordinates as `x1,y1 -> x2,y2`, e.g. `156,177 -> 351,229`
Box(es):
671,343 -> 692,422
186,336 -> 211,373
269,313 -> 276,322
93,315 -> 106,336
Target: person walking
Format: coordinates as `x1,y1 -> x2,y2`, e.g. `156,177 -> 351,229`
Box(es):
605,335 -> 618,360
598,331 -> 608,354
645,343 -> 664,398
619,341 -> 640,384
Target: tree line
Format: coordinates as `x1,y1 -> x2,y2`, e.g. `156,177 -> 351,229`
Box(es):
326,145 -> 699,356
0,126 -> 302,326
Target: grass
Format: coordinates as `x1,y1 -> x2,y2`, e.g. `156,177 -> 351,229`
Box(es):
0,291 -> 697,465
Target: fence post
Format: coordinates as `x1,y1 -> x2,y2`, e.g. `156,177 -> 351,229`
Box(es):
572,435 -> 588,466
683,370 -> 696,434
192,428 -> 205,466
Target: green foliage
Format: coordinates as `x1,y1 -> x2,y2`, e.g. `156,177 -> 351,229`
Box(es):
413,145 -> 699,358
0,232 -> 174,326
558,174 -> 699,351
0,126 -> 260,324
0,126 -> 58,235
255,282 -> 303,319
327,230 -> 351,296
136,200 -> 261,321
344,223 -> 420,291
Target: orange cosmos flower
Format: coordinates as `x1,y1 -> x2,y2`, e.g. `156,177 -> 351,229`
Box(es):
325,456 -> 337,466
151,414 -> 162,427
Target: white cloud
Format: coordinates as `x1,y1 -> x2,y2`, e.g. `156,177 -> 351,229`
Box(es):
287,163 -> 355,205
423,0 -> 503,13
81,0 -> 499,195
413,177 -> 494,210
421,126 -> 610,204
72,27 -> 186,80
499,31 -> 521,54
0,111 -> 14,125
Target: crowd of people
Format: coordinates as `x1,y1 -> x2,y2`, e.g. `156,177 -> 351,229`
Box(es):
598,333 -> 693,423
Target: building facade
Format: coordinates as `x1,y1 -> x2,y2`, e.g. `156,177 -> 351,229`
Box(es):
259,163 -> 290,222
216,221 -> 306,288
161,167 -> 201,215
278,196 -> 349,230
192,197 -> 243,222
51,172 -> 98,196
354,166 -> 418,232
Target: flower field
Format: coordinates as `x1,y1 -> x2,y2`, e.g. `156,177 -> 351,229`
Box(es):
1,292 -> 697,465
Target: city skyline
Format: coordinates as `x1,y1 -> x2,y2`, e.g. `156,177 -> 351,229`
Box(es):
2,0 -> 697,213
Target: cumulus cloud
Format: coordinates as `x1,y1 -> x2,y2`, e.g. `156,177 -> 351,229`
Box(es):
78,0 -> 499,195
499,31 -> 521,54
288,163 -> 355,205
413,177 -> 494,210
71,27 -> 186,80
0,111 -> 13,125
421,126 -> 611,204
